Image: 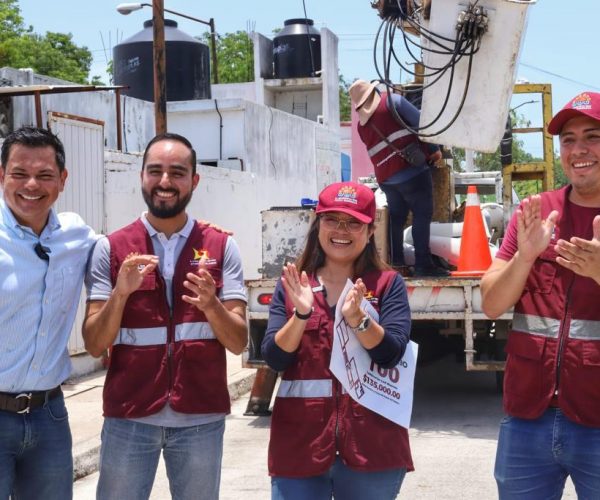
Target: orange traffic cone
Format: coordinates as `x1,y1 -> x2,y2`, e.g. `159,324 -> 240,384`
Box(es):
451,186 -> 492,277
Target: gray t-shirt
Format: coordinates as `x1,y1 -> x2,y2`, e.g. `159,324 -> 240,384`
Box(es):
86,214 -> 246,427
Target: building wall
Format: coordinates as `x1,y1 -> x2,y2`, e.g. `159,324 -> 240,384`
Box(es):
350,106 -> 373,180
1,67 -> 155,152
211,82 -> 256,102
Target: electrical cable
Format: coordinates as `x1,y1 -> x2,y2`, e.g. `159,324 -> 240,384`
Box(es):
214,99 -> 223,160
301,0 -> 317,77
371,0 -> 488,137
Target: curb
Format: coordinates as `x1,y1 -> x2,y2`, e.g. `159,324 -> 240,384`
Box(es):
72,369 -> 256,480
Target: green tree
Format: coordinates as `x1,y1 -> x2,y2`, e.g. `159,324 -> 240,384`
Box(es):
201,31 -> 254,84
553,156 -> 568,189
0,1 -> 93,84
339,75 -> 351,121
0,0 -> 27,42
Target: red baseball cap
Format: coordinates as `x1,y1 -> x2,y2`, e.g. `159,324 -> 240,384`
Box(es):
315,182 -> 376,224
548,91 -> 600,135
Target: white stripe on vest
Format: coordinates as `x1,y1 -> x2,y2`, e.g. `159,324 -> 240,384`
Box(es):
114,321 -> 216,346
277,379 -> 333,398
569,319 -> 600,340
114,327 -> 167,346
175,322 -> 216,341
367,129 -> 412,157
512,313 -> 560,338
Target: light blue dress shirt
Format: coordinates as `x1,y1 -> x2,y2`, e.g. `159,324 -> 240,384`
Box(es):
0,197 -> 97,392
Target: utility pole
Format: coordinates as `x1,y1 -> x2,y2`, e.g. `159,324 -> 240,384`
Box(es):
152,0 -> 167,134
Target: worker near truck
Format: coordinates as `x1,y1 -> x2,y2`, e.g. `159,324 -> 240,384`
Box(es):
349,79 -> 448,277
262,181 -> 413,499
0,127 -> 97,500
83,132 -> 248,500
481,91 -> 600,499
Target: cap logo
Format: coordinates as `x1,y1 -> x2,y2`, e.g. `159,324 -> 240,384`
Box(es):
334,186 -> 359,205
572,93 -> 592,110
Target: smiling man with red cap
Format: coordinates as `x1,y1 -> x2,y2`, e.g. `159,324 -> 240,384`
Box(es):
481,91 -> 600,499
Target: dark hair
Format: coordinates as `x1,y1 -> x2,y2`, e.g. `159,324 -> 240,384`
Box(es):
295,216 -> 390,276
1,126 -> 66,172
142,132 -> 197,175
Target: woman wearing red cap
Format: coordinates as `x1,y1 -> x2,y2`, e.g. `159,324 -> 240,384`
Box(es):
261,181 -> 413,499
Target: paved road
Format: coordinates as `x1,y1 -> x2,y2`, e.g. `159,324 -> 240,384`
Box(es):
74,355 -> 577,499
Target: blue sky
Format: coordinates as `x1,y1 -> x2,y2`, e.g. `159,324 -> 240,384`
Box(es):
17,1 -> 600,157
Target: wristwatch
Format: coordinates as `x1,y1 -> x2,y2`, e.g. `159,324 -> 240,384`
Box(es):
354,313 -> 371,333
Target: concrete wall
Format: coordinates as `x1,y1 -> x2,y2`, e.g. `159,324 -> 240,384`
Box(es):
320,28 -> 340,132
250,28 -> 340,130
351,106 -> 373,180
1,67 -> 155,152
252,32 -> 274,80
167,98 -> 339,184
211,82 -> 256,102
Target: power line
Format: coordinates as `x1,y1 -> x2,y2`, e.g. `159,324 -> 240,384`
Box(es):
519,62 -> 600,91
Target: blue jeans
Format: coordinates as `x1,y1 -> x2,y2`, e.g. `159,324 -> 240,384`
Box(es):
97,417 -> 225,500
0,392 -> 73,500
271,455 -> 406,500
380,169 -> 434,268
495,409 -> 600,500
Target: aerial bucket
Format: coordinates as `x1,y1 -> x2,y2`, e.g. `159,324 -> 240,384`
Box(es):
419,0 -> 536,152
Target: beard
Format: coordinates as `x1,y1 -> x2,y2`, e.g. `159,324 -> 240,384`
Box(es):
142,187 -> 193,219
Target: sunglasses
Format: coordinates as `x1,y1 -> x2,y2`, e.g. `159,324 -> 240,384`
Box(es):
34,242 -> 51,261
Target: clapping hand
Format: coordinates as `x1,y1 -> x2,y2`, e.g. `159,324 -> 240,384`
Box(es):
281,263 -> 313,316
183,258 -> 219,311
516,195 -> 559,264
555,215 -> 600,284
342,278 -> 366,328
115,253 -> 158,296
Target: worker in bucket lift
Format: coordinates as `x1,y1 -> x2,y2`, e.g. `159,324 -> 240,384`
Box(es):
481,91 -> 600,499
349,79 -> 448,277
262,181 -> 413,499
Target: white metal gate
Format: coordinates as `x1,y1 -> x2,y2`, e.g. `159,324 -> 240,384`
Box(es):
49,112 -> 105,354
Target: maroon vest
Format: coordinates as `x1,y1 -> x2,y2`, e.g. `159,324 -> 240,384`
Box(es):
268,270 -> 414,477
357,93 -> 428,183
103,218 -> 230,418
503,186 -> 600,427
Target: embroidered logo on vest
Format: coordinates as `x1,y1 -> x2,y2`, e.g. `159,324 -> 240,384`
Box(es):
191,248 -> 217,267
364,290 -> 379,306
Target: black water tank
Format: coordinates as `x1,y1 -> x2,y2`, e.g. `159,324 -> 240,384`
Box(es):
273,19 -> 321,79
113,19 -> 211,102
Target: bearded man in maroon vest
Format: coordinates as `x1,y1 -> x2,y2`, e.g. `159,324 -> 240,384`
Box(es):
482,92 -> 600,499
349,79 -> 447,276
83,133 -> 248,500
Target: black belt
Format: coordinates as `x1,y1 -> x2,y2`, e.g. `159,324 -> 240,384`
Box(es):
0,386 -> 62,414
